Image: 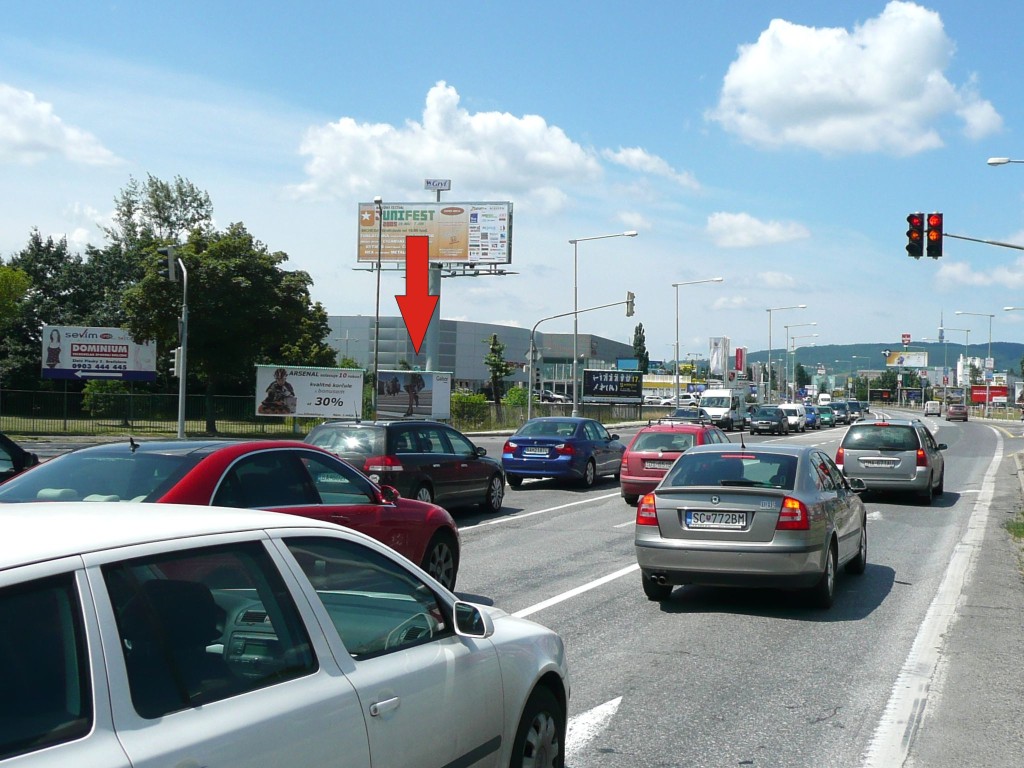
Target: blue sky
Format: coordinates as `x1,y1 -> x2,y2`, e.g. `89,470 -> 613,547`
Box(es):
3,1 -> 1024,366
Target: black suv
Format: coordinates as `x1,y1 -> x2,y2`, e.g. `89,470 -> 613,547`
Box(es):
305,420 -> 505,512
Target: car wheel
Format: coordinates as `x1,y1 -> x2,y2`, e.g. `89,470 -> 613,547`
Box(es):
642,572 -> 673,601
510,686 -> 565,768
482,474 -> 505,512
579,460 -> 596,488
622,493 -> 639,506
936,469 -> 944,496
508,475 -> 524,488
421,531 -> 458,590
414,484 -> 434,504
808,542 -> 836,609
917,475 -> 934,505
845,517 -> 867,575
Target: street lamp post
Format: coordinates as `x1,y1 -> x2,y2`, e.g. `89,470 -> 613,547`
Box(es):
955,310 -> 994,413
673,278 -> 723,405
987,157 -> 1024,166
568,231 -> 638,416
942,327 -> 971,388
372,196 -> 383,412
766,305 -> 806,403
784,322 -> 816,400
789,333 -> 818,398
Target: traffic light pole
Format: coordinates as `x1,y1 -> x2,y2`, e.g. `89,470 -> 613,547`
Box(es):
176,260 -> 189,439
527,295 -> 634,421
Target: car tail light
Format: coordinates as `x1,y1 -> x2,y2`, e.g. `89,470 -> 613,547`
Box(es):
835,447 -> 844,466
916,448 -> 928,467
364,455 -> 404,473
636,493 -> 659,526
776,496 -> 809,530
503,440 -> 515,454
554,443 -> 574,456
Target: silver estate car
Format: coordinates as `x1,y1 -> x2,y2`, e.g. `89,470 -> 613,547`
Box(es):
0,503 -> 569,767
835,418 -> 946,504
635,443 -> 867,609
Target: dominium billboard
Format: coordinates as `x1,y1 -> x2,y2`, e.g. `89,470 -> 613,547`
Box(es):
357,202 -> 512,265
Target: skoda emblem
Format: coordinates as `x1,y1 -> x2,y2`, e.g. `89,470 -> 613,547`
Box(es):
710,495 -> 720,505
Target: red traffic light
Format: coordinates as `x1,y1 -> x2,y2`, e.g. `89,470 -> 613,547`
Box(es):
906,212 -> 924,259
926,212 -> 943,258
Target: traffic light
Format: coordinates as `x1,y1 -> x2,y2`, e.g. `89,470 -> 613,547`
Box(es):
169,347 -> 181,378
926,212 -> 943,258
157,246 -> 178,282
906,213 -> 924,259
625,291 -> 635,317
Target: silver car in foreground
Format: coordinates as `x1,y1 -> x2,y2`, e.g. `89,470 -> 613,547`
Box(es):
635,444 -> 867,608
0,504 -> 569,767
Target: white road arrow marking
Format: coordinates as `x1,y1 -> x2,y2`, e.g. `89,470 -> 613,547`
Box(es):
566,696 -> 622,758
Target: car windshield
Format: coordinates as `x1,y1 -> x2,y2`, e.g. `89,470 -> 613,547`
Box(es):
518,420 -> 578,438
306,425 -> 383,456
662,451 -> 798,490
843,425 -> 918,451
753,407 -> 779,417
668,408 -> 703,420
700,396 -> 730,408
819,407 -> 833,415
633,432 -> 695,452
0,449 -> 199,503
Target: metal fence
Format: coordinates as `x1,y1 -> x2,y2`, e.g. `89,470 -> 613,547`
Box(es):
0,389 -> 649,437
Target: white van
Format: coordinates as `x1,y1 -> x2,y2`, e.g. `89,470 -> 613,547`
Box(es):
698,386 -> 746,431
924,400 -> 941,416
778,403 -> 807,432
817,393 -> 832,407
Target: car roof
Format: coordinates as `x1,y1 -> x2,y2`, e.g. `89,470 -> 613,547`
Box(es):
639,423 -> 710,434
52,439 -> 315,458
0,502 -> 342,572
683,442 -> 811,459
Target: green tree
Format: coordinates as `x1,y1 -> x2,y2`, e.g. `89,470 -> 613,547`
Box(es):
632,322 -> 650,373
0,264 -> 30,328
123,222 -> 334,432
483,333 -> 515,421
795,363 -> 811,389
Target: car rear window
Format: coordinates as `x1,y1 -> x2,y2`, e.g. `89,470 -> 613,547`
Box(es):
842,424 -> 918,451
306,425 -> 383,456
633,431 -> 695,452
662,452 -> 798,490
518,420 -> 577,437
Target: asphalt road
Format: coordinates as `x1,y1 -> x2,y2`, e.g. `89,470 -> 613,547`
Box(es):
16,411 -> 1024,766
460,410 -> 1024,767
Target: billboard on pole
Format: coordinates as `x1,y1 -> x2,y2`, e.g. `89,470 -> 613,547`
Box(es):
255,365 -> 364,419
41,325 -> 156,381
358,202 -> 512,264
375,371 -> 452,420
884,350 -> 928,368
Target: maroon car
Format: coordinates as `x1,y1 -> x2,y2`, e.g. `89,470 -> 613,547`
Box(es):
619,422 -> 729,505
0,439 -> 461,589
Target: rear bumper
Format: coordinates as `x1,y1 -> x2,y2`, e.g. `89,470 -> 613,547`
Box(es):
635,539 -> 827,588
620,476 -> 658,497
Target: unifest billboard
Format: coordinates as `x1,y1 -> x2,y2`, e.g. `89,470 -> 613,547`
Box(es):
358,202 -> 512,265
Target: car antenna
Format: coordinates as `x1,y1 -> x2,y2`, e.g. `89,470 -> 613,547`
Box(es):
129,436 -> 139,453
739,430 -> 746,450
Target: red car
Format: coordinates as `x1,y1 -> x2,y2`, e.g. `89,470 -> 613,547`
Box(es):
0,439 -> 462,589
619,422 -> 730,505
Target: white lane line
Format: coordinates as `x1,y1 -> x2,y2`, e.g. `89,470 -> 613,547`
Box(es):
460,492 -> 620,531
862,432 -> 1002,767
566,697 -> 622,758
513,563 -> 639,618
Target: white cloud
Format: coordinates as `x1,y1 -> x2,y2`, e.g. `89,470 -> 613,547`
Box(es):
936,257 -> 1024,288
0,83 -> 120,166
707,212 -> 810,248
618,210 -> 652,231
290,81 -> 602,208
602,147 -> 700,190
707,1 -> 1002,155
712,295 -> 750,310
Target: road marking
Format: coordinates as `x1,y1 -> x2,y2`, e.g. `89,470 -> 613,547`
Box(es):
862,432 -> 1002,766
513,563 -> 639,618
566,697 -> 622,758
460,492 -> 620,531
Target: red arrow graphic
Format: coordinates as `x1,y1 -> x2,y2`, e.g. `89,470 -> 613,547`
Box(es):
396,235 -> 438,354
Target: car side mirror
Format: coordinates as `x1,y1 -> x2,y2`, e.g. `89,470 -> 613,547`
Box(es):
453,601 -> 495,638
475,446 -> 487,457
610,434 -> 620,441
379,485 -> 401,503
937,443 -> 947,451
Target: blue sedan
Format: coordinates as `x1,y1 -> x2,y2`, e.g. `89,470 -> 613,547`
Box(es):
502,417 -> 626,488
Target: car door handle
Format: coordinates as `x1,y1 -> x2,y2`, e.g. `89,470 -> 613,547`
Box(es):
369,696 -> 401,717
330,514 -> 351,524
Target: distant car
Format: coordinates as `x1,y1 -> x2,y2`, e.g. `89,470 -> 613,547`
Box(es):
663,406 -> 713,424
749,406 -> 790,435
0,432 -> 39,482
305,419 -> 505,512
502,416 -> 626,488
742,403 -> 760,430
817,405 -> 836,428
835,418 -> 946,504
0,439 -> 463,589
804,405 -> 820,430
618,421 -> 729,505
540,389 -> 569,403
660,393 -> 699,407
832,401 -> 851,425
778,403 -> 807,432
0,503 -> 569,767
923,400 -> 941,416
946,403 -> 969,421
643,394 -> 663,405
634,443 -> 868,608
847,401 -> 863,422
